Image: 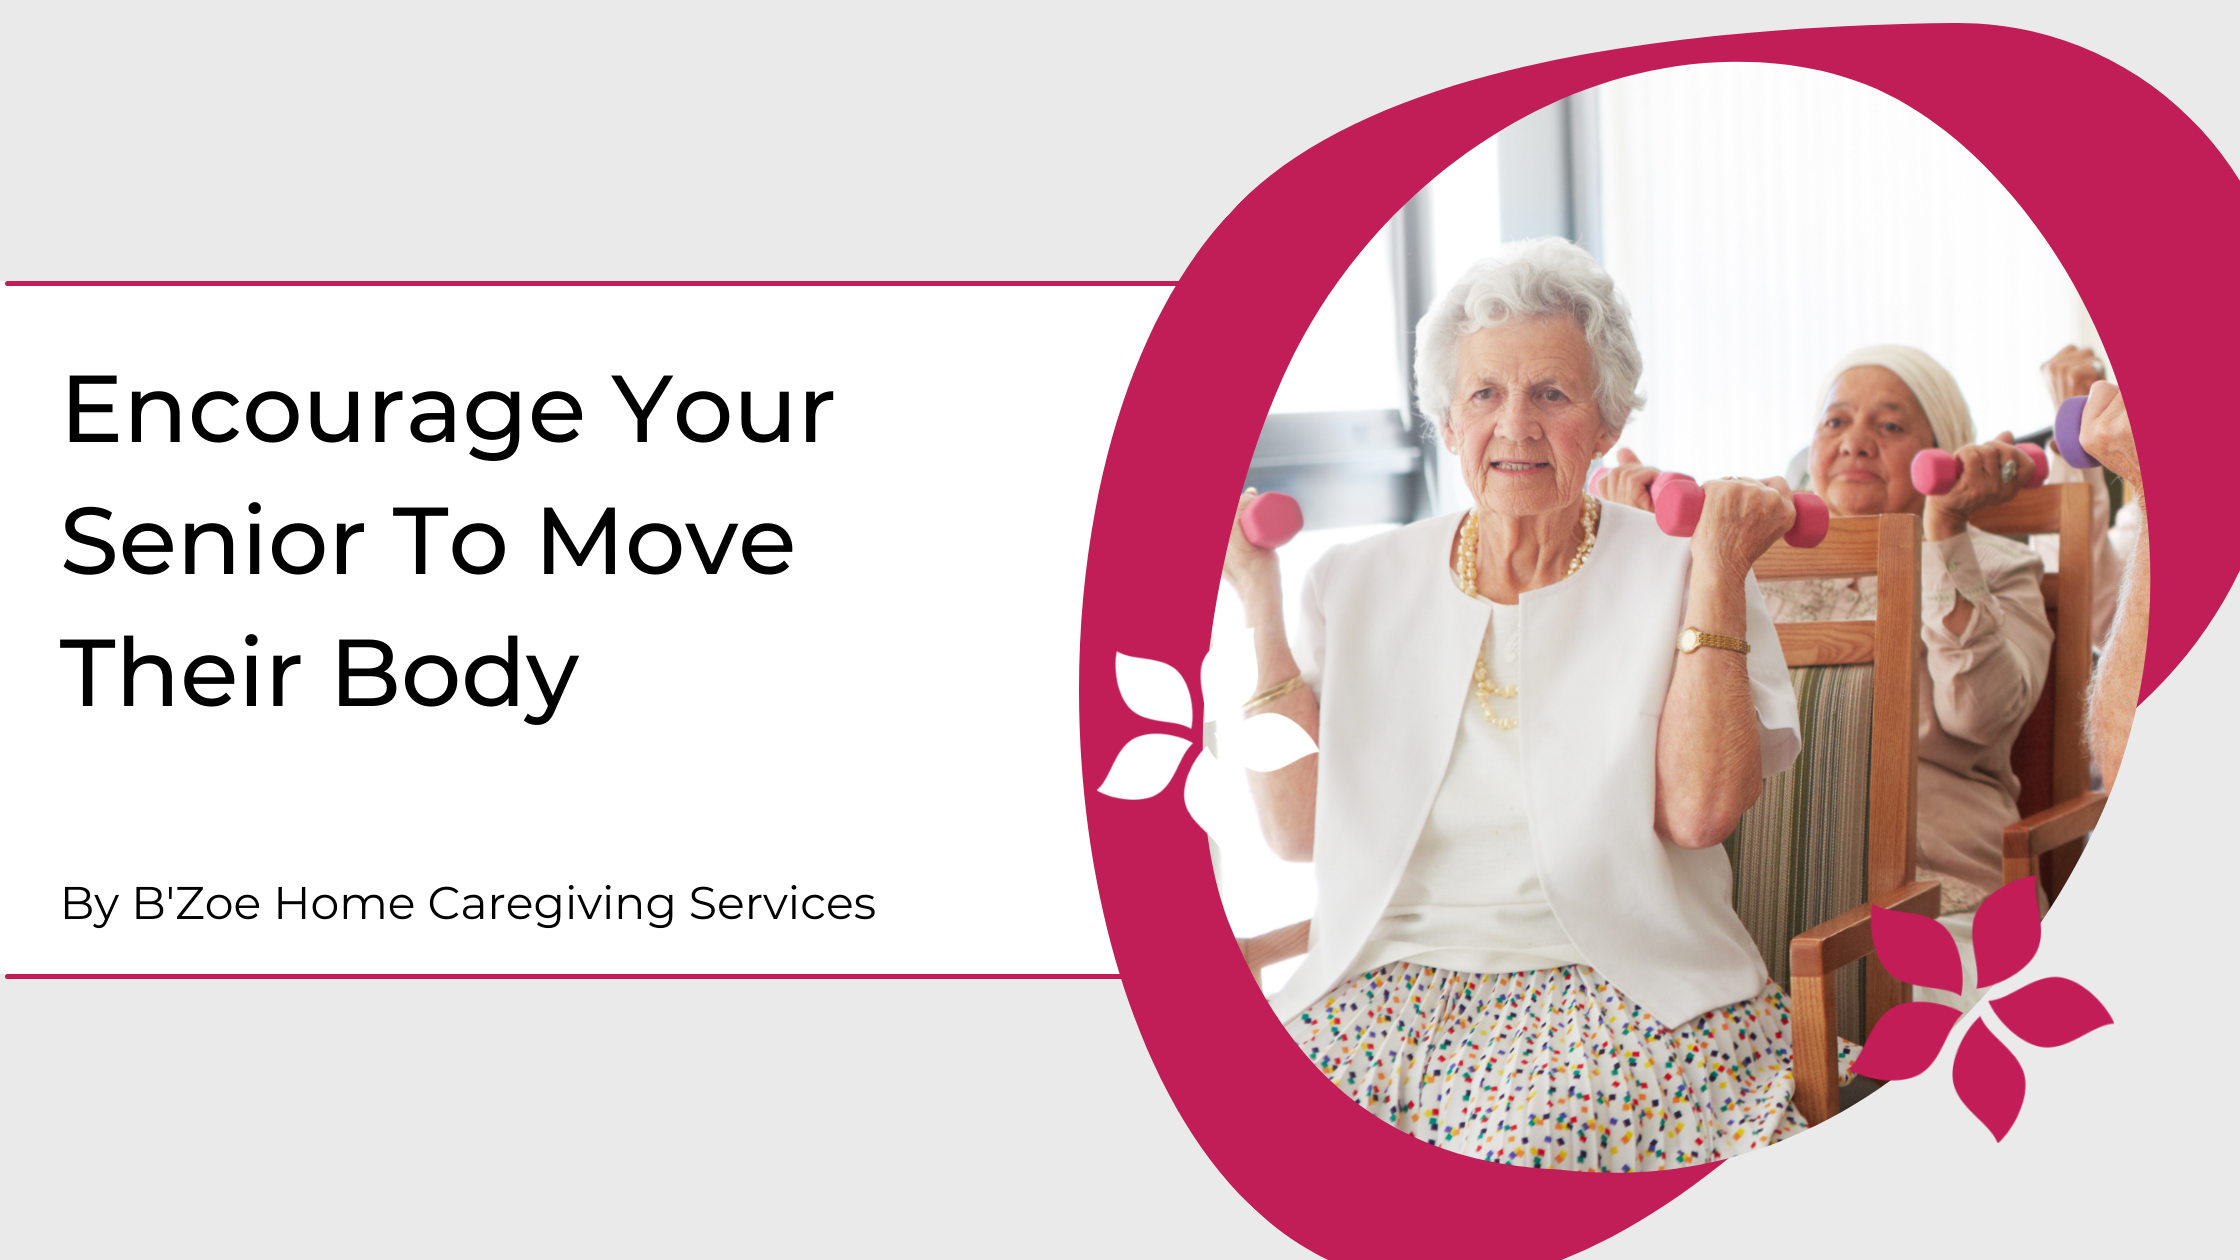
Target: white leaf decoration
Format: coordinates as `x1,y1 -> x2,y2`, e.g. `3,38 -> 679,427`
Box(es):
1230,712 -> 1318,772
1096,733 -> 1193,799
1114,652 -> 1193,728
1199,630 -> 1254,728
1181,744 -> 1222,834
1181,750 -> 1224,895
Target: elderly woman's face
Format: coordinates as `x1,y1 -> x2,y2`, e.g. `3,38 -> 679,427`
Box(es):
1811,366 -> 1936,517
1444,317 -> 1614,519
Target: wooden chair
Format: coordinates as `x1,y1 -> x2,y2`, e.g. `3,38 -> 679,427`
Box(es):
1973,483 -> 2105,910
1739,512 -> 1941,1125
1240,921 -> 1308,990
1756,486 -> 2100,1119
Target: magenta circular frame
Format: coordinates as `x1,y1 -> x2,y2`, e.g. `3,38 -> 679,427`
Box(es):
1080,24 -> 2231,1259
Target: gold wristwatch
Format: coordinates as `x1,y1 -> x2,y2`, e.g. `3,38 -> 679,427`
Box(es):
1677,627 -> 1750,655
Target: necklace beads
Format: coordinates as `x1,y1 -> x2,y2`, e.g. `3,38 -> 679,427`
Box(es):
1452,497 -> 1599,727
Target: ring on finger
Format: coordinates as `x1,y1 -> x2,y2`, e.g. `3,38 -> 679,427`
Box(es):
2000,459 -> 2018,483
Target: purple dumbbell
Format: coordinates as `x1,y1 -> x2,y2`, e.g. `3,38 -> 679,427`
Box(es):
2054,395 -> 2099,469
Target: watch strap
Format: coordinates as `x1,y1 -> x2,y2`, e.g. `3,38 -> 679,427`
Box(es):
1682,628 -> 1751,655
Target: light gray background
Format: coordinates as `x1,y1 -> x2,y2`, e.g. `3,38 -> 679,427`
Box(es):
5,4 -> 2232,1256
9,3 -> 2236,282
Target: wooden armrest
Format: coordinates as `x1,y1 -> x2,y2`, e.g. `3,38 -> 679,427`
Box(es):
1238,920 -> 1310,985
2003,791 -> 2106,862
1788,879 -> 1941,1127
1791,880 -> 1943,980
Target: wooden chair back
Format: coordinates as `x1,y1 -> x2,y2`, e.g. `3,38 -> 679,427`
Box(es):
1742,513 -> 1927,1122
1751,512 -> 1924,906
1971,483 -> 2102,905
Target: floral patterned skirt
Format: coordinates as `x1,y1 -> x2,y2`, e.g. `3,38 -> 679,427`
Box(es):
1291,962 -> 1858,1171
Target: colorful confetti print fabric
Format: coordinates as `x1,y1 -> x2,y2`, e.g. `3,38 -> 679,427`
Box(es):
1292,962 -> 1858,1171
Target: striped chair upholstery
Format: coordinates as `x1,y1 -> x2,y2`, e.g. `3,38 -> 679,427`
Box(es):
1726,663 -> 1876,1045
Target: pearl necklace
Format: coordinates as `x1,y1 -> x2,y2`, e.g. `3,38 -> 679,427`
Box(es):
1452,497 -> 1600,728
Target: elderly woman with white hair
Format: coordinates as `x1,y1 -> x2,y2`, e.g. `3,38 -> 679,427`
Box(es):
1222,239 -> 1838,1171
1605,347 -> 2053,937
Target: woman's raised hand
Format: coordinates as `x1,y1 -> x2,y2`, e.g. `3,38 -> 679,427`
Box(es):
1692,475 -> 1797,575
1224,490 -> 1284,621
1925,430 -> 2027,538
1594,447 -> 1661,512
2078,382 -> 2139,491
2041,344 -> 2104,404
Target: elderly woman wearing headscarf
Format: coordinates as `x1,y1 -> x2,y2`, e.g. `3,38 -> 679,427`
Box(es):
1604,348 -> 2052,943
1222,239 -> 1843,1172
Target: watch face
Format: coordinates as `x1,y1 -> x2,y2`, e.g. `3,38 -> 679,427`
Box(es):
1678,628 -> 1697,652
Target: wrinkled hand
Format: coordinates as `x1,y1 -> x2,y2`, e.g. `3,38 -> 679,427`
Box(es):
1926,430 -> 2026,537
2078,381 -> 2139,491
1594,447 -> 1660,512
1223,490 -> 1282,608
2041,344 -> 2104,405
1693,475 -> 1797,577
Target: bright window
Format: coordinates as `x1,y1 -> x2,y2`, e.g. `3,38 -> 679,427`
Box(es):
1597,63 -> 2091,478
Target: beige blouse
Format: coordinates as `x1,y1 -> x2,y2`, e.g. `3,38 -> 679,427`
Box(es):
1761,528 -> 2052,914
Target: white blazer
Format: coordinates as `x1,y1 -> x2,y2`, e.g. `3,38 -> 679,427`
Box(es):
1269,504 -> 1802,1029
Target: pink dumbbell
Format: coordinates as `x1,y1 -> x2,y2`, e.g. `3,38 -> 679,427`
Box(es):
1240,491 -> 1304,549
1589,467 -> 1829,548
1909,442 -> 2048,497
2053,395 -> 2099,469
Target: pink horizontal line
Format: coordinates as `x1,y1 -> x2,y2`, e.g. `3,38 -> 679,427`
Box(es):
5,280 -> 1176,288
8,972 -> 1123,980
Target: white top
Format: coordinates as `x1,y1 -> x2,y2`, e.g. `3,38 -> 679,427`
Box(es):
1360,602 -> 1588,975
1269,504 -> 1800,1029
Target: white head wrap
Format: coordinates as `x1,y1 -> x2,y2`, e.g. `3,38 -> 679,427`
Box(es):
1817,345 -> 1975,453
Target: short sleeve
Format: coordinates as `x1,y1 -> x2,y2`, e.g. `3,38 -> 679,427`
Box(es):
1743,570 -> 1801,779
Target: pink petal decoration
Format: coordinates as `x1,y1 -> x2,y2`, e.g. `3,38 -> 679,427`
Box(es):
1870,905 -> 1963,993
1992,977 -> 2115,1048
1850,1001 -> 1963,1081
1952,1020 -> 2027,1141
1971,877 -> 2043,989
